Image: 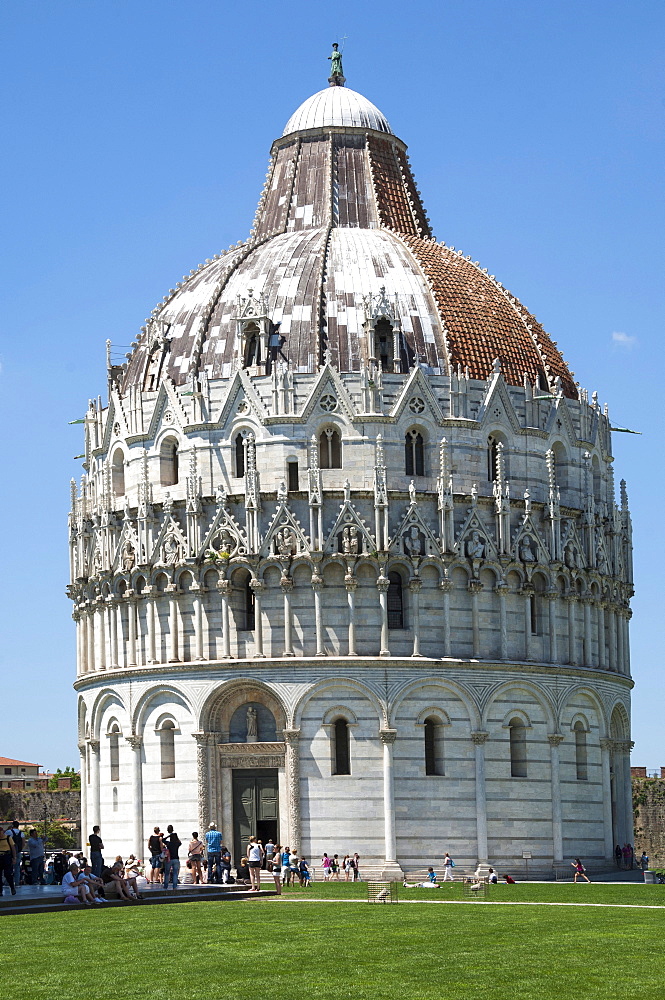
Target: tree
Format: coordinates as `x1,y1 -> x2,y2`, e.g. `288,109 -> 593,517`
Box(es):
48,766 -> 81,791
42,821 -> 76,849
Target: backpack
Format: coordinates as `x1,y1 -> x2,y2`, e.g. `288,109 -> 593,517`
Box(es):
12,829 -> 23,851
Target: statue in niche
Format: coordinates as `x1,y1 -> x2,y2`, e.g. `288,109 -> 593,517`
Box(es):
277,527 -> 295,558
213,528 -> 235,556
409,480 -> 417,505
342,525 -> 359,555
215,484 -> 227,507
246,705 -> 258,743
596,538 -> 608,574
162,528 -> 180,566
404,525 -> 422,558
277,480 -> 288,501
520,535 -> 535,563
122,541 -> 136,572
564,542 -> 578,570
466,531 -> 485,560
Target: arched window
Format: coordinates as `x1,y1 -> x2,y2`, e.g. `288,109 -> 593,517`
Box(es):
574,722 -> 588,780
488,436 -> 500,481
245,578 -> 255,631
424,717 -> 444,776
319,428 -> 342,469
235,433 -> 246,478
387,571 -> 404,629
243,322 -> 261,368
509,717 -> 527,777
551,442 -> 568,491
109,725 -> 120,782
160,439 -> 179,486
405,430 -> 425,476
111,449 -> 125,496
373,318 -> 394,372
160,720 -> 176,779
332,718 -> 350,775
592,455 -> 602,502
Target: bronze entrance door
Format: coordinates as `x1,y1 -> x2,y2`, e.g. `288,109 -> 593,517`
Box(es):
232,768 -> 279,865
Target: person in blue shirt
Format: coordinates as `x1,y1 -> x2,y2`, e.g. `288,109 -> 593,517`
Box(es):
205,824 -> 223,883
427,867 -> 438,882
281,846 -> 291,885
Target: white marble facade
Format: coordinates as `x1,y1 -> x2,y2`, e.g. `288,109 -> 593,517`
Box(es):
69,80 -> 634,874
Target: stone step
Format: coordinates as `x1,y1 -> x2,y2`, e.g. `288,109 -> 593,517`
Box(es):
0,886 -> 275,917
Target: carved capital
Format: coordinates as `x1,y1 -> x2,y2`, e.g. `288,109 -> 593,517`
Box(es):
470,731 -> 489,746
345,577 -> 358,592
600,738 -> 615,752
192,731 -> 212,748
494,585 -> 508,596
78,742 -> 87,757
379,728 -> 398,745
467,581 -> 483,594
88,740 -> 100,755
547,733 -> 565,747
283,728 -> 301,747
376,575 -> 390,593
125,734 -> 143,750
217,580 -> 231,596
409,579 -> 422,594
249,580 -> 265,595
565,594 -> 579,605
543,590 -> 558,601
438,580 -> 453,594
280,577 -> 294,594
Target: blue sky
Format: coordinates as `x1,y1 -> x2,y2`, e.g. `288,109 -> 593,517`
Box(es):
1,0 -> 663,771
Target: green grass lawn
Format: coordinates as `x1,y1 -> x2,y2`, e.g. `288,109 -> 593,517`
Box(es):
4,883 -> 665,999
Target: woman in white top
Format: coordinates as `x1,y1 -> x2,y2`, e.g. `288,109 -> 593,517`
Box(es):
246,837 -> 264,892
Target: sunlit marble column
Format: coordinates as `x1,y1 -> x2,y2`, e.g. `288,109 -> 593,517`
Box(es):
410,578 -> 423,656
600,738 -> 615,858
193,732 -> 213,835
377,572 -> 390,657
281,578 -> 294,656
439,579 -> 452,657
108,600 -> 118,667
219,580 -> 231,659
88,739 -> 101,830
126,735 -> 143,856
379,729 -> 402,876
548,734 -> 564,862
312,575 -> 325,656
471,731 -> 489,862
78,742 -> 88,842
346,577 -> 358,656
249,581 -> 265,658
283,729 -> 301,852
468,581 -> 482,658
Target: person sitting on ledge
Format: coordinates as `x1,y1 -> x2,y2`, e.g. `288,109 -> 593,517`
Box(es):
236,857 -> 252,885
61,862 -> 98,906
79,863 -> 107,902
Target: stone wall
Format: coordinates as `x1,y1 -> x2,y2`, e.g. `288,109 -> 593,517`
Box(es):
0,789 -> 80,830
633,777 -> 665,863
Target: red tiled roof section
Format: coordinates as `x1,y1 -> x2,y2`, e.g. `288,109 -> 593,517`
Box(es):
0,757 -> 40,767
400,235 -> 578,398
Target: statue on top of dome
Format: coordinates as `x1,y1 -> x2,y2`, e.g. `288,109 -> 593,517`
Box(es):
328,43 -> 345,86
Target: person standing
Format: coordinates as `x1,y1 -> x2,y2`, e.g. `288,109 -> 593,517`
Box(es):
264,838 -> 275,870
321,853 -> 331,880
88,826 -> 104,878
163,825 -> 182,889
27,829 -> 46,885
147,827 -> 164,884
353,853 -> 361,881
640,851 -> 649,871
0,826 -> 16,896
9,821 -> 23,888
247,836 -> 264,892
442,853 -> 454,881
188,832 -> 205,884
205,823 -> 223,883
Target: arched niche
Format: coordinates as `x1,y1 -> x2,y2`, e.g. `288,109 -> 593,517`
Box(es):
203,682 -> 287,741
229,702 -> 277,743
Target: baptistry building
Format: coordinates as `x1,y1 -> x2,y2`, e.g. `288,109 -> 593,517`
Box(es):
69,55 -> 635,874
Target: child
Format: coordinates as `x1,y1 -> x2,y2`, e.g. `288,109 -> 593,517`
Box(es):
427,866 -> 438,883
571,858 -> 591,883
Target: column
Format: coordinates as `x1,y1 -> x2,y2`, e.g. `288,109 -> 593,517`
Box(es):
108,601 -> 118,668
312,577 -> 326,656
87,607 -> 95,672
193,732 -> 212,836
377,573 -> 390,657
600,738 -> 615,858
597,602 -> 607,669
283,729 -> 301,853
545,592 -> 558,663
471,731 -> 489,862
282,579 -> 294,656
88,739 -> 101,830
410,579 -> 423,656
379,729 -> 401,876
115,601 -> 124,668
548,734 -> 564,863
78,742 -> 88,844
250,581 -> 265,657
439,580 -> 452,657
495,585 -> 508,660
73,613 -> 82,675
146,592 -> 157,663
469,582 -> 482,658
96,601 -> 106,671
127,596 -> 137,666
193,591 -> 205,660
582,598 -> 592,666
616,609 -> 626,675
608,605 -> 617,672
126,735 -> 143,857
219,581 -> 231,659
624,610 -> 632,675
522,588 -> 533,661
79,612 -> 88,673
566,596 -> 578,665
167,587 -> 179,662
346,577 -> 358,656
619,740 -> 635,847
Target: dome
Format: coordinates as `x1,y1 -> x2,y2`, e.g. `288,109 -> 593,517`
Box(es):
119,82 -> 577,399
282,86 -> 392,136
